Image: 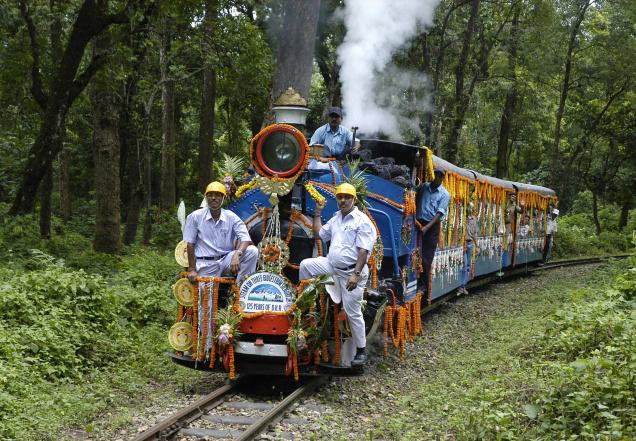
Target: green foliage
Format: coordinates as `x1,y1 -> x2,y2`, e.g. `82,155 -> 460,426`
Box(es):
527,259 -> 636,439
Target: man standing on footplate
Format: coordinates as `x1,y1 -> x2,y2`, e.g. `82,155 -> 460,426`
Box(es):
299,183 -> 377,366
416,168 -> 451,295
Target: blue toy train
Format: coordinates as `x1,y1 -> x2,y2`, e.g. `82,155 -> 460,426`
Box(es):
168,123 -> 557,378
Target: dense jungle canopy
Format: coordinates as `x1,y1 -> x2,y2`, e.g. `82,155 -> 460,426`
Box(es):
0,0 -> 634,250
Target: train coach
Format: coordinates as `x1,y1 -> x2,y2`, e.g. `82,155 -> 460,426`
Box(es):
168,122 -> 557,380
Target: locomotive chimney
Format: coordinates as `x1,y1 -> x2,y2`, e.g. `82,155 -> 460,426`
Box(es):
272,87 -> 310,133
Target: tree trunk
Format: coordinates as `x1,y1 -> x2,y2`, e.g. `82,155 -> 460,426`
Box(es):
38,165 -> 53,238
159,28 -> 176,210
445,0 -> 480,163
197,0 -> 218,192
591,189 -> 601,236
550,0 -> 591,188
271,0 -> 321,103
58,149 -> 71,221
495,5 -> 520,179
11,0 -> 127,215
91,1 -> 121,254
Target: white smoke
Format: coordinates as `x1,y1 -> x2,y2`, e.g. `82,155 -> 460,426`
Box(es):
337,0 -> 441,139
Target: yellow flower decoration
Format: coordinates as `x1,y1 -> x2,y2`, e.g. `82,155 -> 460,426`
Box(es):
305,182 -> 326,207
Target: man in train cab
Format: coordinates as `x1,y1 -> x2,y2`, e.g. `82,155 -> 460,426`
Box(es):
183,181 -> 258,284
299,183 -> 377,367
416,168 -> 451,292
309,106 -> 360,159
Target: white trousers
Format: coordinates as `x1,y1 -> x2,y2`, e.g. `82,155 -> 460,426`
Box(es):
196,245 -> 259,283
299,256 -> 368,351
196,245 -> 259,353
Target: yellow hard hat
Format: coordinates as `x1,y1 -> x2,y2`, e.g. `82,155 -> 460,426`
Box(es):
204,181 -> 227,196
335,183 -> 357,198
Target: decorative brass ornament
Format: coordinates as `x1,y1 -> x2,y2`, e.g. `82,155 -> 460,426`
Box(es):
174,240 -> 189,267
168,322 -> 193,351
173,277 -> 195,306
273,87 -> 307,107
255,176 -> 296,196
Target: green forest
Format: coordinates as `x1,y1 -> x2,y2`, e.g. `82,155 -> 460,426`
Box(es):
0,0 -> 634,439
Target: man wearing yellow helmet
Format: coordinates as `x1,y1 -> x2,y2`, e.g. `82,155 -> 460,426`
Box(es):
183,181 -> 258,284
299,182 -> 377,367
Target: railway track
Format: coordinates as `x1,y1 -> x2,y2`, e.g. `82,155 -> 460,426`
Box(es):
133,254 -> 630,440
132,375 -> 326,441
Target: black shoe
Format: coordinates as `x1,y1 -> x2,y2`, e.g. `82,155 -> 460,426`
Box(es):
351,352 -> 367,366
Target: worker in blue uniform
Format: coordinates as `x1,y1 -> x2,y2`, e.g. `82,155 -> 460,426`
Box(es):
309,106 -> 359,159
416,168 -> 451,295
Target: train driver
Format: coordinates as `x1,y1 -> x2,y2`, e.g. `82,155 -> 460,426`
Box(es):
416,168 -> 451,293
299,183 -> 377,366
309,106 -> 360,159
183,181 -> 258,284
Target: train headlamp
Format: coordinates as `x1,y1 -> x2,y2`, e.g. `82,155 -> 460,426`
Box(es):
252,125 -> 308,178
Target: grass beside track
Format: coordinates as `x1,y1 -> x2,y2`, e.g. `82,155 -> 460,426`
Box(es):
306,259 -> 631,441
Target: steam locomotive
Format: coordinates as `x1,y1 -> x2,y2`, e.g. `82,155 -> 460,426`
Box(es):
168,121 -> 557,379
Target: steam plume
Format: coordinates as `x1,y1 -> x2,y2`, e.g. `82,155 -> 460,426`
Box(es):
337,0 -> 440,139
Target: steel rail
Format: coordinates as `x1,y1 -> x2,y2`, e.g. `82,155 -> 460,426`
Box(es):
236,376 -> 327,441
131,381 -> 237,441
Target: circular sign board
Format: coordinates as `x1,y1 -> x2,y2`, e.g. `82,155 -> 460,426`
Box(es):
168,322 -> 193,351
238,272 -> 294,314
173,277 -> 194,307
175,240 -> 189,267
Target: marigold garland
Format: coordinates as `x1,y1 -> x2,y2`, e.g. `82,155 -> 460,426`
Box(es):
210,282 -> 219,365
304,182 -> 326,207
235,178 -> 258,199
320,292 -> 329,362
293,352 -> 299,381
333,304 -> 341,366
200,284 -> 209,362
228,344 -> 235,380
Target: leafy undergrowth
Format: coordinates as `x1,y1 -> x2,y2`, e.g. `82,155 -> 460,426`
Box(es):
363,259 -> 634,440
0,247 -> 195,441
301,260 -> 632,441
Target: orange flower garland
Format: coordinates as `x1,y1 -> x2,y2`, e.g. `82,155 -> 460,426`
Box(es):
228,344 -> 235,380
199,284 -> 209,362
209,283 -> 219,366
320,292 -> 329,362
262,242 -> 281,262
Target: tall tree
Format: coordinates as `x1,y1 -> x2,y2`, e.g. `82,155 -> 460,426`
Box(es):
271,0 -> 321,103
444,0 -> 480,163
197,0 -> 218,193
495,3 -> 520,179
549,0 -> 592,189
159,20 -> 176,210
91,0 -> 121,253
10,0 -> 129,215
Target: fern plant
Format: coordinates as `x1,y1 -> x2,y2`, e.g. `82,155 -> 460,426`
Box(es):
214,153 -> 246,183
346,158 -> 370,211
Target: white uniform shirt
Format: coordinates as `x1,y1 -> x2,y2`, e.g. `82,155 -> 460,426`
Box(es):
183,208 -> 251,258
320,207 -> 377,269
547,218 -> 558,234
